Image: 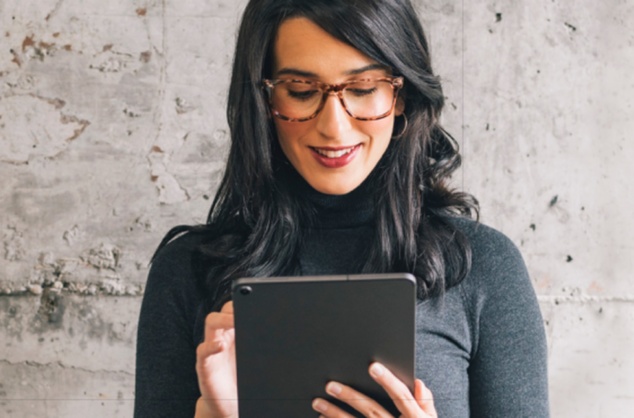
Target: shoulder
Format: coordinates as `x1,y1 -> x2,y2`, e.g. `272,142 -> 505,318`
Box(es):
449,217 -> 527,280
139,228 -> 212,337
144,228 -> 210,303
447,217 -> 538,312
151,229 -> 207,273
446,220 -> 549,415
449,217 -> 519,254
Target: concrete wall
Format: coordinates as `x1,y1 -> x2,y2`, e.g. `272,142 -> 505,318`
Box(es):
1,0 -> 632,416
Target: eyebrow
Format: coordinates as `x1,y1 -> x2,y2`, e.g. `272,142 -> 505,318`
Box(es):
275,63 -> 389,78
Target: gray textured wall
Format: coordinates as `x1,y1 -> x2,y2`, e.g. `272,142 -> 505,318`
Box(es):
1,0 -> 632,417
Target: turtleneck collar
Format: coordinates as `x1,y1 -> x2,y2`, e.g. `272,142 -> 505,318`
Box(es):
282,162 -> 379,230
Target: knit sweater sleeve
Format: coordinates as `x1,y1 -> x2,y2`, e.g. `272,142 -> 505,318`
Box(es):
134,233 -> 203,418
462,223 -> 550,417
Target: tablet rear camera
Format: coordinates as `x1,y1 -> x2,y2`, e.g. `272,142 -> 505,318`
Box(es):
239,286 -> 252,295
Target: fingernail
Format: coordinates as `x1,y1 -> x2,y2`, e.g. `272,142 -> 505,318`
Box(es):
312,399 -> 327,413
326,382 -> 342,396
370,362 -> 384,377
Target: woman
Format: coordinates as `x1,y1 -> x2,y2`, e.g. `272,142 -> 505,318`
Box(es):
134,0 -> 549,417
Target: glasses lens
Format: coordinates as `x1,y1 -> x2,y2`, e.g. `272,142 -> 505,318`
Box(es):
269,81 -> 322,120
267,79 -> 398,121
342,80 -> 395,119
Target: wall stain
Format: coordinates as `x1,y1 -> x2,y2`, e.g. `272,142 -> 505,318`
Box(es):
45,0 -> 65,22
175,97 -> 194,114
28,93 -> 66,110
140,50 -> 152,63
549,195 -> 558,207
59,114 -> 90,141
21,35 -> 35,52
32,288 -> 66,331
123,108 -> 141,118
1,299 -> 24,340
21,35 -> 57,61
10,48 -> 22,67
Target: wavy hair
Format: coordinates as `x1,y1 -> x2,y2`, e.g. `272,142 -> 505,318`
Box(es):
155,0 -> 478,310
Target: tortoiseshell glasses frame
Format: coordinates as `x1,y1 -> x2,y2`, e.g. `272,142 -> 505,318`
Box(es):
262,76 -> 404,122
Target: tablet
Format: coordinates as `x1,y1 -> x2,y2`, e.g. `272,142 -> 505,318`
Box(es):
231,273 -> 416,418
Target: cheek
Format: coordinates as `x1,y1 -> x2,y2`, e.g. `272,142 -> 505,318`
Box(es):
365,118 -> 395,144
274,121 -> 310,156
275,120 -> 303,142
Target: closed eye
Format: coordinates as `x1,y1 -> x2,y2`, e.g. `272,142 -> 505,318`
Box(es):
347,87 -> 377,97
287,89 -> 320,101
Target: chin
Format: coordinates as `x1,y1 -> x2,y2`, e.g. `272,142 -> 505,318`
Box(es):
308,178 -> 362,196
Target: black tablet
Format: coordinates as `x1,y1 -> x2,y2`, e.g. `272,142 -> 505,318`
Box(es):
231,273 -> 416,418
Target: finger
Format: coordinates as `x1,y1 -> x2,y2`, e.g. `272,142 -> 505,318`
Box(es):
196,336 -> 234,366
323,381 -> 392,418
414,379 -> 436,417
368,362 -> 421,416
220,301 -> 234,314
203,310 -> 235,341
312,397 -> 356,418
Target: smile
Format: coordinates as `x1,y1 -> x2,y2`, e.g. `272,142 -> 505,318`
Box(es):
311,146 -> 358,158
309,144 -> 361,169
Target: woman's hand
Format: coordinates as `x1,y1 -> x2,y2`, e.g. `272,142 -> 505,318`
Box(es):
311,362 -> 437,418
195,301 -> 238,418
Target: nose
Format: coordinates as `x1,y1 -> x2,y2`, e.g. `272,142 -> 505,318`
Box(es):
315,93 -> 353,140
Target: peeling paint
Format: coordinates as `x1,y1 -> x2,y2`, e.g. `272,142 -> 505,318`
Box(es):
62,225 -> 82,246
0,281 -> 143,297
175,97 -> 195,114
80,244 -> 122,271
0,94 -> 89,163
3,225 -> 25,262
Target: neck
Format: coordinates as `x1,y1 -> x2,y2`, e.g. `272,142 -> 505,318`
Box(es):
282,162 -> 378,229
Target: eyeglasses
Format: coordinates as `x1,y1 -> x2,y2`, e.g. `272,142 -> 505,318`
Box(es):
262,76 -> 404,122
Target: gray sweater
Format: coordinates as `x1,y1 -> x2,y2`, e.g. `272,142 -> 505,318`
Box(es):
135,193 -> 549,417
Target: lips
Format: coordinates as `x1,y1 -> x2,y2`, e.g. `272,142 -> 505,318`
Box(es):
313,146 -> 356,158
310,144 -> 361,168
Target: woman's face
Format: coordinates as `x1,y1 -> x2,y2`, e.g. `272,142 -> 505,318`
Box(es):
271,17 -> 402,195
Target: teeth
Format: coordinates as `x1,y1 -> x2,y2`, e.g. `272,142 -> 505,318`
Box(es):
314,146 -> 356,158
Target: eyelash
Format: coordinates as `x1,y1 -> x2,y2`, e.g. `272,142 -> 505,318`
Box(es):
285,86 -> 378,101
287,89 -> 319,101
348,87 -> 377,97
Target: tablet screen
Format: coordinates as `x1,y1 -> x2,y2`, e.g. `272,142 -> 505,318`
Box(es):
232,273 -> 416,418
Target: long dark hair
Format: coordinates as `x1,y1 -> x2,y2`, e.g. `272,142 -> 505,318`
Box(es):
155,0 -> 478,310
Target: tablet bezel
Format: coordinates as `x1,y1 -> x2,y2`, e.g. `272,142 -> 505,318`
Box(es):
232,273 -> 416,417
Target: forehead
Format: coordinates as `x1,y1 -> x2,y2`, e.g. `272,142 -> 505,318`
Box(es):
272,17 -> 383,79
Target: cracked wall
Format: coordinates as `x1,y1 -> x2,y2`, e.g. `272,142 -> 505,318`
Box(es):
1,0 -> 633,417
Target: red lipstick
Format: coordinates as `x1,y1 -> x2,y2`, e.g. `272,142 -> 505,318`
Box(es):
309,144 -> 361,168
